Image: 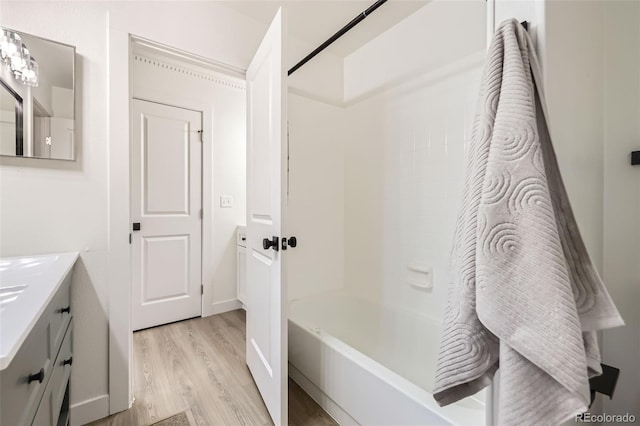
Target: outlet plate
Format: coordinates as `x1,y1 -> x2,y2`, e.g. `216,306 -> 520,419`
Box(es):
220,195 -> 233,208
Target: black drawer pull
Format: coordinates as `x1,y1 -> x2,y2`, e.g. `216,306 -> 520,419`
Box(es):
59,306 -> 71,314
28,368 -> 45,384
63,357 -> 73,366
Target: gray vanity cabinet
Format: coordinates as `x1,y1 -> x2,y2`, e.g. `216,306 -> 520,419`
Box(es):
0,273 -> 73,426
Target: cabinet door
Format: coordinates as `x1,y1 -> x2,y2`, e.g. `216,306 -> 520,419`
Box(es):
32,321 -> 73,426
49,275 -> 72,358
0,314 -> 52,425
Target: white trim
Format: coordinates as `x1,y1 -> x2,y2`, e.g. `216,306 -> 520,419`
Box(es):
203,298 -> 243,316
288,364 -> 356,426
130,53 -> 218,328
109,27 -> 247,414
487,0 -> 496,48
132,54 -> 245,91
107,25 -> 133,414
69,394 -> 110,426
130,35 -> 246,79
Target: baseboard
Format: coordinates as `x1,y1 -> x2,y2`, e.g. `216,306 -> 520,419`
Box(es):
203,298 -> 242,317
289,363 -> 358,426
70,394 -> 109,426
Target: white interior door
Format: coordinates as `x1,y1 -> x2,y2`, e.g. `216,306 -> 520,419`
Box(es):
245,8 -> 288,426
131,99 -> 202,331
50,117 -> 74,159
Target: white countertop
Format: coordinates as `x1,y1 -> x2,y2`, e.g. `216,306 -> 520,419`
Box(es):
0,252 -> 79,370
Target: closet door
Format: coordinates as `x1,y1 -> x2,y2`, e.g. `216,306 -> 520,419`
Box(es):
131,100 -> 203,331
245,7 -> 288,426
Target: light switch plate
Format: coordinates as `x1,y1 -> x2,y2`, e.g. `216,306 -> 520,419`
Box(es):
220,195 -> 234,208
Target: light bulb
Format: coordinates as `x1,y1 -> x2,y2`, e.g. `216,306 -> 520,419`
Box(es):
10,54 -> 24,71
28,56 -> 38,85
6,32 -> 21,57
0,35 -> 8,58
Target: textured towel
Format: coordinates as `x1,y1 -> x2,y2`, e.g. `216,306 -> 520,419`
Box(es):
433,19 -> 624,425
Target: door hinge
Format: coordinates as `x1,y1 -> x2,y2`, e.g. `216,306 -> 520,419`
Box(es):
129,233 -> 132,244
201,284 -> 204,295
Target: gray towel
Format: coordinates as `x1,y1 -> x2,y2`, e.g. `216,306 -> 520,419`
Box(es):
433,19 -> 624,425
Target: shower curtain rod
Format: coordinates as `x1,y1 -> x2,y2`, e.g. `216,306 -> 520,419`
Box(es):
288,0 -> 388,76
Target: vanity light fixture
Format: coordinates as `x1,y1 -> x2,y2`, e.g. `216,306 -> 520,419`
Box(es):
0,28 -> 39,86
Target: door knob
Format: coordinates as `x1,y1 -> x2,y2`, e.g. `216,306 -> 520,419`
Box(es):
132,222 -> 141,231
262,236 -> 279,251
281,237 -> 298,250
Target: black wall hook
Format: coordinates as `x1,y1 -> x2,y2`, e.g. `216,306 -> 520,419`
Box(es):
589,364 -> 620,407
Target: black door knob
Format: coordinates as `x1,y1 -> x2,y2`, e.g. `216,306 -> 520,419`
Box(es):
288,237 -> 297,248
262,236 -> 279,251
28,368 -> 45,384
63,357 -> 73,366
60,306 -> 71,314
132,222 -> 141,231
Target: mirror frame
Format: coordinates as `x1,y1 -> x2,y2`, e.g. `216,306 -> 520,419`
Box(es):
0,28 -> 76,161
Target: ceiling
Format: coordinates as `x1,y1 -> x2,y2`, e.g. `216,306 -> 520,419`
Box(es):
220,0 -> 429,58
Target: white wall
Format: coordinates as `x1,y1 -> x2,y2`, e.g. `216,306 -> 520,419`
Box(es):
342,93 -> 385,303
1,64 -> 33,154
602,1 -> 640,419
342,1 -> 486,320
0,1 -> 266,423
0,110 -> 17,156
344,0 -> 486,103
343,58 -> 484,320
131,50 -> 246,316
543,1 -> 606,272
52,86 -> 74,119
287,93 -> 346,301
1,4 -> 111,422
493,0 -> 639,418
288,37 -> 344,106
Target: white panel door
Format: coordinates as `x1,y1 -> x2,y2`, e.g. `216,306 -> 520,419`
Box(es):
245,8 -> 288,426
131,99 -> 202,331
50,117 -> 74,159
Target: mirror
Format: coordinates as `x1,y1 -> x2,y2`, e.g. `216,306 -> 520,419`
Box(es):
0,28 -> 75,160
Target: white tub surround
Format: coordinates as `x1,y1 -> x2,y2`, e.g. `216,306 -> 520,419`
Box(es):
0,252 -> 78,369
289,291 -> 487,426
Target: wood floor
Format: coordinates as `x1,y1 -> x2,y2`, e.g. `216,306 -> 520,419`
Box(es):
89,310 -> 336,426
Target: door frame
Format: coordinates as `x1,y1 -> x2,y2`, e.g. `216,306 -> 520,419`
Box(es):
130,97 -> 204,330
107,30 -> 246,414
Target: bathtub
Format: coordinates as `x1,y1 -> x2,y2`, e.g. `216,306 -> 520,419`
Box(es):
288,291 -> 489,425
